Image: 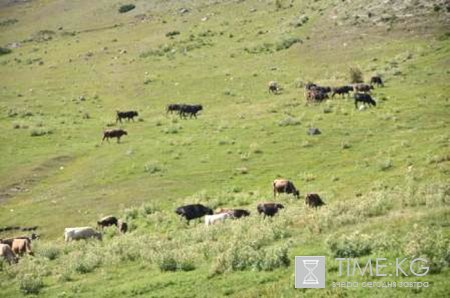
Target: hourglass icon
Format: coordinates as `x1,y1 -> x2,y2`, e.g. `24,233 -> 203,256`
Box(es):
303,260 -> 319,285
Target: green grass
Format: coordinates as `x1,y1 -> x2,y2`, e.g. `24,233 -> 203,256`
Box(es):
0,0 -> 449,297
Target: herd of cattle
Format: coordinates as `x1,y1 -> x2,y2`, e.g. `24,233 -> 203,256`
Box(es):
269,75 -> 383,109
1,76 -> 385,265
102,104 -> 203,143
102,75 -> 384,143
0,179 -> 325,264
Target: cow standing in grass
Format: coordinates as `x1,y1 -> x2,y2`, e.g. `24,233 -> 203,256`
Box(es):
102,129 -> 128,143
116,111 -> 138,123
353,83 -> 373,93
331,86 -> 353,98
178,104 -> 203,119
257,203 -> 284,218
166,104 -> 182,114
268,81 -> 280,94
0,244 -> 17,264
354,93 -> 376,109
370,76 -> 384,87
305,193 -> 325,208
175,204 -> 213,224
273,179 -> 300,199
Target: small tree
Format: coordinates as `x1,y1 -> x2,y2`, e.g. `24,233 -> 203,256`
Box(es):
349,67 -> 364,83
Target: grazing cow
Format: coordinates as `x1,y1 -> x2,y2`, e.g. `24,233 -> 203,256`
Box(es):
304,82 -> 317,90
257,203 -> 284,217
370,76 -> 384,87
312,86 -> 331,94
273,179 -> 300,199
268,81 -> 280,94
64,227 -> 102,242
118,219 -> 128,233
331,86 -> 353,98
354,93 -> 376,109
0,233 -> 39,247
353,83 -> 374,93
102,129 -> 128,143
215,208 -> 250,219
306,89 -> 329,102
215,208 -> 233,214
231,209 -> 250,218
116,111 -> 138,123
305,193 -> 325,208
175,204 -> 213,223
179,104 -> 203,119
12,238 -> 33,256
0,244 -> 17,264
97,216 -> 118,229
205,213 -> 232,225
166,104 -> 182,114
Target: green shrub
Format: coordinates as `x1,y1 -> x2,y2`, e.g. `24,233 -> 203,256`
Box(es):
278,116 -> 300,127
36,243 -> 61,260
349,67 -> 364,83
18,273 -> 44,294
403,225 -> 450,274
275,37 -> 302,51
144,161 -> 164,174
327,232 -> 373,258
70,251 -> 101,274
119,4 -> 135,13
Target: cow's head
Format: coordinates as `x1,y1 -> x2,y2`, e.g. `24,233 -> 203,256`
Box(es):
294,190 -> 300,198
276,204 -> 285,209
123,130 -> 128,135
204,206 -> 213,215
134,111 -> 139,116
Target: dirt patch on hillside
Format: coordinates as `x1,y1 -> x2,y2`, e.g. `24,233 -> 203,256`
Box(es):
0,155 -> 74,203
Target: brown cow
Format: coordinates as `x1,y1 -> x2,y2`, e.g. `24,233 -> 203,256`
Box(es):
0,243 -> 17,264
305,193 -> 325,208
353,83 -> 374,93
12,238 -> 33,256
273,179 -> 300,199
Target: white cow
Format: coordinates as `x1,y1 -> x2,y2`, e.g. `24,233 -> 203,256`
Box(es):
205,212 -> 232,226
64,227 -> 102,242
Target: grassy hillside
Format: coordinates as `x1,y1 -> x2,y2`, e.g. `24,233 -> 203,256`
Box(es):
0,0 -> 449,297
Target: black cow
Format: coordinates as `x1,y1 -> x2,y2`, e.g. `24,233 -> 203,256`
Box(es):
102,129 -> 128,143
118,220 -> 128,233
370,76 -> 384,87
175,204 -> 213,223
166,104 -> 182,114
331,86 -> 353,98
231,209 -> 251,218
354,93 -> 377,109
257,203 -> 284,218
268,81 -> 280,94
97,216 -> 118,229
179,104 -> 203,119
306,89 -> 329,102
116,111 -> 138,123
305,193 -> 325,208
